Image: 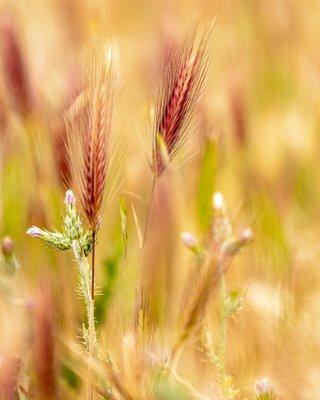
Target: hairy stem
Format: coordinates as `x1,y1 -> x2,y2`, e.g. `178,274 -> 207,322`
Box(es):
72,241 -> 95,400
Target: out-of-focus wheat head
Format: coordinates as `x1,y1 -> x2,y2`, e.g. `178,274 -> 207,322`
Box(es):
66,39 -> 118,231
0,11 -> 31,118
171,193 -> 252,363
150,19 -> 213,177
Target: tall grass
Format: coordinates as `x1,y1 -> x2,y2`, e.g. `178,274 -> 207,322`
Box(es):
0,1 -> 318,399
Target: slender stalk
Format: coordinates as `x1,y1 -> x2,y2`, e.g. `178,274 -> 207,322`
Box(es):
87,299 -> 94,400
217,275 -> 226,364
88,229 -> 96,400
91,230 -> 96,300
150,353 -> 212,400
72,241 -> 95,400
143,175 -> 157,248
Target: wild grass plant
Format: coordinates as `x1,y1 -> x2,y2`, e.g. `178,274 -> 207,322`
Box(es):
0,1 -> 319,399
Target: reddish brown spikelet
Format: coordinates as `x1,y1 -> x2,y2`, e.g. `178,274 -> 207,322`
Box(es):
0,12 -> 31,117
152,21 -> 213,176
33,282 -> 56,399
159,56 -> 195,153
67,41 -> 117,230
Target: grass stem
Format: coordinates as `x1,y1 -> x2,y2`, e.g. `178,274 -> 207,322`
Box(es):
88,229 -> 96,399
91,230 -> 96,301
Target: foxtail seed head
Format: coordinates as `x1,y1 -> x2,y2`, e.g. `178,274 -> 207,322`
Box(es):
67,40 -> 118,231
151,20 -> 213,177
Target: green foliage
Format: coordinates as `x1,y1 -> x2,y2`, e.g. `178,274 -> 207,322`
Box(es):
256,393 -> 277,400
60,363 -> 81,391
95,253 -> 121,325
1,157 -> 26,239
155,380 -> 189,400
252,190 -> 291,276
197,140 -> 217,231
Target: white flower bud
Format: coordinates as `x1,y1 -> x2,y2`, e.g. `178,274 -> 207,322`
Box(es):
212,191 -> 224,211
26,226 -> 43,238
181,231 -> 197,249
240,227 -> 253,243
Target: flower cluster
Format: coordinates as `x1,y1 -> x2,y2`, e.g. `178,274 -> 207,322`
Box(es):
255,378 -> 277,400
27,190 -> 93,256
181,191 -> 253,256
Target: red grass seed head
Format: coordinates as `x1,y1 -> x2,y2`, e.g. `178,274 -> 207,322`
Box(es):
67,40 -> 118,231
0,11 -> 31,117
151,20 -> 213,177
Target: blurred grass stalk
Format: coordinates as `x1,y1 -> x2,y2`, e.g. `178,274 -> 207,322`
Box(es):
143,19 -> 213,247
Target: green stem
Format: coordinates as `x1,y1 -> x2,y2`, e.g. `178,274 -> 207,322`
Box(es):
72,241 -> 95,400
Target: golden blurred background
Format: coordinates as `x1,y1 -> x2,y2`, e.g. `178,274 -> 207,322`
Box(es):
1,0 -> 320,399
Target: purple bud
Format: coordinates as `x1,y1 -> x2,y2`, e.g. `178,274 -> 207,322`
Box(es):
255,378 -> 271,395
26,226 -> 43,238
1,236 -> 14,255
181,231 -> 197,249
65,190 -> 75,206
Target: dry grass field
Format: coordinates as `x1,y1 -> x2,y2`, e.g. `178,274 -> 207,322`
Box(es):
0,1 -> 320,399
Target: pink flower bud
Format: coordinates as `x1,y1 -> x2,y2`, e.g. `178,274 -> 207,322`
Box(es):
65,190 -> 75,206
255,378 -> 271,395
26,226 -> 43,238
1,236 -> 14,255
239,227 -> 253,244
181,231 -> 197,249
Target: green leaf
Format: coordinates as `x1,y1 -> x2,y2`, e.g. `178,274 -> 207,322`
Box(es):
60,363 -> 81,391
197,140 -> 217,231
